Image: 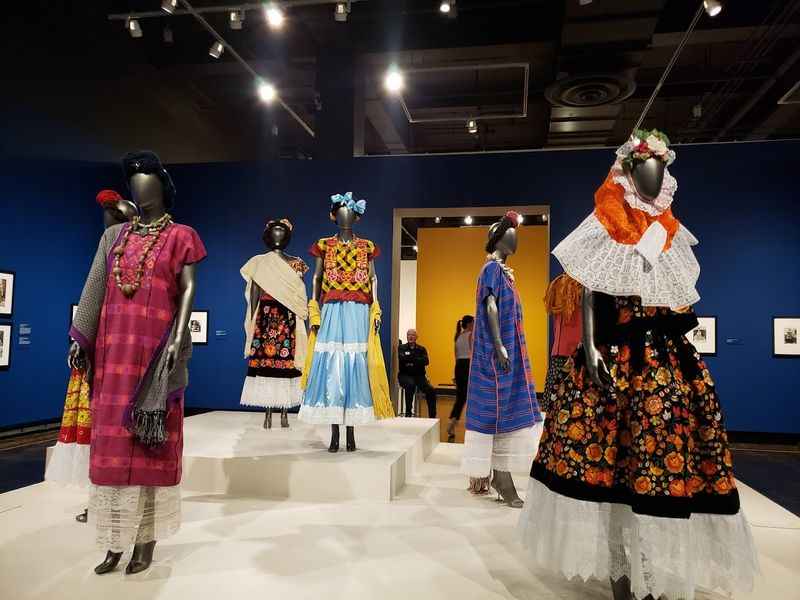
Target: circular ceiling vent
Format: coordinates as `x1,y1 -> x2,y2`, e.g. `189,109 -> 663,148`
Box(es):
545,73 -> 636,107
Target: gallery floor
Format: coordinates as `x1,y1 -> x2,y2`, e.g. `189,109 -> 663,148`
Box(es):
1,413 -> 798,600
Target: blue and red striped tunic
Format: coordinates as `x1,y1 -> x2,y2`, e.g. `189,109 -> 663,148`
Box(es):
465,260 -> 542,435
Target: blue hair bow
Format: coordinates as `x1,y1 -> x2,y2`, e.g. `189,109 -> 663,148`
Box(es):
331,192 -> 367,215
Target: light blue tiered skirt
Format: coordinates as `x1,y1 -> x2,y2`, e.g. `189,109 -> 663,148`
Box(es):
299,301 -> 375,425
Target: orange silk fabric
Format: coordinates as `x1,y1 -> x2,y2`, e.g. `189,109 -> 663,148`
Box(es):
593,171 -> 680,251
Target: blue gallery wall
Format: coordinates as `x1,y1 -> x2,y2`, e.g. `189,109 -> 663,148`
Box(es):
1,140 -> 798,432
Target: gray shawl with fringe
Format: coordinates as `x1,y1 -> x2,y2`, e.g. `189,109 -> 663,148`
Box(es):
70,223 -> 192,447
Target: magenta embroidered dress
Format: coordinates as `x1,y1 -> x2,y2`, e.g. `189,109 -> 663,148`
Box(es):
89,223 -> 206,486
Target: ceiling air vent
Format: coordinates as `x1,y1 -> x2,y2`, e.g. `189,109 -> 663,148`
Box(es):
545,73 -> 636,108
778,80 -> 800,105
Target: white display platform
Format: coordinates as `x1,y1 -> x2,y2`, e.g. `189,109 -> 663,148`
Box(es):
182,411 -> 438,502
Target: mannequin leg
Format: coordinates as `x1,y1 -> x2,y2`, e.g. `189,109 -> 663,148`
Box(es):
264,408 -> 272,429
280,408 -> 289,428
126,487 -> 157,574
94,550 -> 123,575
328,424 -> 340,453
346,426 -> 356,452
490,470 -> 523,508
610,576 -> 633,600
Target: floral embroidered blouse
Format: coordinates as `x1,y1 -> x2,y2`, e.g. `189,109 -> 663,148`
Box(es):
310,235 -> 380,305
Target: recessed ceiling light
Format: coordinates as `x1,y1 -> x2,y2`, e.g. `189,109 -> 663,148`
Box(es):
264,3 -> 285,29
384,67 -> 404,94
464,215 -> 473,225
434,216 -> 441,223
258,80 -> 277,103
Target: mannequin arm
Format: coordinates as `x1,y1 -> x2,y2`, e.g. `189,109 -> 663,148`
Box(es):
582,289 -> 611,389
167,263 -> 197,371
250,282 -> 264,320
485,294 -> 510,371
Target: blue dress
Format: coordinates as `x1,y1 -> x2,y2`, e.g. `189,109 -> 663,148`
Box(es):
462,260 -> 542,476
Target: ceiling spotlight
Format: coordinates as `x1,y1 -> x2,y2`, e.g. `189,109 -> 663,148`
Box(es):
413,245 -> 418,252
126,17 -> 143,38
464,215 -> 473,225
161,0 -> 179,14
230,9 -> 245,30
703,0 -> 723,17
542,214 -> 548,223
258,80 -> 277,103
439,1 -> 457,17
209,41 -> 224,59
578,0 -> 593,5
264,3 -> 285,29
692,103 -> 703,118
439,1 -> 451,13
335,2 -> 349,22
434,216 -> 442,223
384,67 -> 404,94
467,119 -> 478,134
163,26 -> 174,44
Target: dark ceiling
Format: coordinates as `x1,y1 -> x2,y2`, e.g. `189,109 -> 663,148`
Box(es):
1,0 -> 798,163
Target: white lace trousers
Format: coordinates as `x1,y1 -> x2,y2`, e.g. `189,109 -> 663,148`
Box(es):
461,423 -> 543,478
517,478 -> 759,600
89,485 -> 181,552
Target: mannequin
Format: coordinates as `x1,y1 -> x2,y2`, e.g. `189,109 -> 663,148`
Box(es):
299,192 -> 392,451
240,219 -> 308,427
517,131 -> 758,600
461,211 -> 542,507
48,190 -> 139,526
69,151 -> 206,576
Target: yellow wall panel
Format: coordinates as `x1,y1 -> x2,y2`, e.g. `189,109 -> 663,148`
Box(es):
415,225 -> 549,391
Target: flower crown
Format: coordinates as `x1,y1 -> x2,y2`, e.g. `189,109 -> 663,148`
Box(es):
616,128 -> 676,171
96,189 -> 123,208
330,192 -> 367,215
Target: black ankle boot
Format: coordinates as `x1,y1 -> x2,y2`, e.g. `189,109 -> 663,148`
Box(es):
328,425 -> 340,453
126,540 -> 156,575
94,550 -> 123,575
610,576 -> 633,600
76,508 -> 88,523
346,426 -> 356,452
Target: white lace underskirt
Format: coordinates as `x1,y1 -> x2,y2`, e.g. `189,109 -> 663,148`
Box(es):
517,478 -> 759,600
461,423 -> 543,477
240,375 -> 302,409
297,405 -> 376,426
553,213 -> 700,309
89,485 -> 181,553
44,442 -> 90,487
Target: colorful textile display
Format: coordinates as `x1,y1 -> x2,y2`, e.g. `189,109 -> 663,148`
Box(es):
541,274 -> 583,414
461,258 -> 543,477
70,219 -> 206,549
44,367 -> 92,486
240,252 -> 309,409
517,137 -> 758,600
299,234 -> 386,425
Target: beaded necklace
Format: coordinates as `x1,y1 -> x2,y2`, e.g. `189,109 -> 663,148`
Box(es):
112,213 -> 173,298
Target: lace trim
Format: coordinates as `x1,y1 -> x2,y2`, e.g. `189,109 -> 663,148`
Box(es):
298,404 -> 375,426
553,214 -> 700,309
517,478 -> 760,600
314,341 -> 368,354
461,425 -> 543,477
89,485 -> 181,552
240,375 -> 302,408
44,442 -> 90,487
611,160 -> 677,217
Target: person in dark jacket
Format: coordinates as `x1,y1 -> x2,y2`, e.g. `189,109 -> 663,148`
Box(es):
398,329 -> 437,418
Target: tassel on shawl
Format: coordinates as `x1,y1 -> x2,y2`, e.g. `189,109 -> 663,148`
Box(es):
130,409 -> 168,447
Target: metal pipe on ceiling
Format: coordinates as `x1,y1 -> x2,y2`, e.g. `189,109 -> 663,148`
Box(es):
108,1 -> 367,21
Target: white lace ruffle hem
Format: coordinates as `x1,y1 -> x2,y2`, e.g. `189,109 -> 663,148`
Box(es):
89,484 -> 181,552
553,214 -> 700,309
44,442 -> 90,487
461,424 -> 543,477
516,477 -> 759,600
297,405 -> 376,426
240,375 -> 302,408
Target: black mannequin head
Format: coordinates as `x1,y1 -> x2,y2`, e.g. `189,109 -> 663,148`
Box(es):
122,150 -> 176,211
330,205 -> 359,228
103,199 -> 138,229
130,173 -> 166,214
486,211 -> 521,257
625,157 -> 665,203
263,219 -> 293,250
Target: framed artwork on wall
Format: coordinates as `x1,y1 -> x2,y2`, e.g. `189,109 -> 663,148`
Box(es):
773,317 -> 800,357
688,316 -> 716,355
0,270 -> 15,318
0,323 -> 11,370
189,310 -> 208,345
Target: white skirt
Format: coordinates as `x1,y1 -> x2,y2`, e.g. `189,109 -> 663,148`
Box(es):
461,423 -> 543,478
44,441 -> 90,487
240,375 -> 302,409
89,485 -> 181,552
517,478 -> 759,600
